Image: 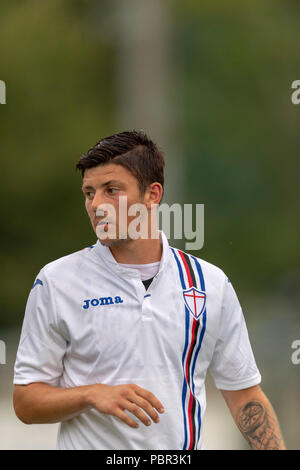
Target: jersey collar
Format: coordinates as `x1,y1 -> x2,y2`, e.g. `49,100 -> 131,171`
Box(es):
93,230 -> 171,279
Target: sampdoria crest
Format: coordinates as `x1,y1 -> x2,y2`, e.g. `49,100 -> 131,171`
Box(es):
182,286 -> 206,320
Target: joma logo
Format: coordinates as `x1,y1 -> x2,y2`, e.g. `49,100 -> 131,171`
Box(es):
82,296 -> 124,310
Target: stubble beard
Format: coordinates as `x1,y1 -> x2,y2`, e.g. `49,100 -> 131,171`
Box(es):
96,224 -> 136,248
98,236 -> 131,248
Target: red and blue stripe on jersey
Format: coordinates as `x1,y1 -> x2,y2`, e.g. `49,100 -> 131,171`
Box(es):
171,248 -> 207,450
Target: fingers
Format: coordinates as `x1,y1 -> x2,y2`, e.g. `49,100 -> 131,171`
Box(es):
91,383 -> 165,429
122,384 -> 165,427
120,399 -> 153,427
133,385 -> 165,414
127,395 -> 160,424
111,399 -> 157,429
113,407 -> 140,429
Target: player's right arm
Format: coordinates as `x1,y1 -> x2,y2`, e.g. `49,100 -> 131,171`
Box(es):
14,272 -> 164,428
13,382 -> 164,428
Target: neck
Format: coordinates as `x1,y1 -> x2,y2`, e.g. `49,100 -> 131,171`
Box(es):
109,232 -> 162,264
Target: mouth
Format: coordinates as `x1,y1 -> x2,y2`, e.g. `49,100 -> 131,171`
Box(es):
97,221 -> 109,226
95,221 -> 113,232
95,219 -> 110,226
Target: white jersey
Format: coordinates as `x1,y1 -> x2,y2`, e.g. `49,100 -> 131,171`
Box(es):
13,231 -> 261,450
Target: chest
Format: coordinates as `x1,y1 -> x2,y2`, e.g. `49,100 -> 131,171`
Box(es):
55,268 -> 221,378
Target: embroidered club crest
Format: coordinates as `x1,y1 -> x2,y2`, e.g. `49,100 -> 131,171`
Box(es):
182,287 -> 206,321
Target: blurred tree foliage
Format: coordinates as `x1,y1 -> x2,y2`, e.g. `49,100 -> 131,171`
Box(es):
172,0 -> 300,296
0,0 -> 299,327
0,0 -> 116,326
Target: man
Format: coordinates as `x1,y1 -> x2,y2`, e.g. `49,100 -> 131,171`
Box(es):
13,130 -> 285,450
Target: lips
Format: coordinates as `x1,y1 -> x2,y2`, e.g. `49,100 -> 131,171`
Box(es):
95,220 -> 111,227
95,221 -> 114,233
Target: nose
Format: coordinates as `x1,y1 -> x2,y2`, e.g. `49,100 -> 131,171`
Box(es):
90,193 -> 112,223
91,191 -> 105,213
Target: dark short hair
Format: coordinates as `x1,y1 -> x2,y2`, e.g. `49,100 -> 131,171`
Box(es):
76,130 -> 165,200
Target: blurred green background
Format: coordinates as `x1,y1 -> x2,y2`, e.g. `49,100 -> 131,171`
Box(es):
0,0 -> 299,449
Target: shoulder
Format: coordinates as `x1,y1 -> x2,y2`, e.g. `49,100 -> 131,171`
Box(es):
169,245 -> 228,286
38,243 -> 97,283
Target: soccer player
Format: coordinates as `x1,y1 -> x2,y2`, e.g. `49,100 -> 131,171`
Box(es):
13,130 -> 286,450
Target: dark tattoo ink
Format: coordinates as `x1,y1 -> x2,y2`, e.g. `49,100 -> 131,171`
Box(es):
237,401 -> 281,450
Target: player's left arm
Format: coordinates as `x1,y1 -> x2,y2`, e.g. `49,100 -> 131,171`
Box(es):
221,385 -> 286,450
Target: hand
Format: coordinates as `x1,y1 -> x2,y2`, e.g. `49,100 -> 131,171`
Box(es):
86,383 -> 165,428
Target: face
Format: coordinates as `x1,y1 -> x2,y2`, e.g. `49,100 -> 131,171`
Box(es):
82,163 -> 161,247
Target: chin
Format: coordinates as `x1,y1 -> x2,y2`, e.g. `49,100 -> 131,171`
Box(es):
98,236 -> 128,247
98,237 -> 115,247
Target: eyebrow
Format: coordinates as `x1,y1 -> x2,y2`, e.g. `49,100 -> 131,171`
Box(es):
82,180 -> 124,192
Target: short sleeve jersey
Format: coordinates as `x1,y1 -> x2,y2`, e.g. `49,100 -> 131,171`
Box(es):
13,231 -> 261,450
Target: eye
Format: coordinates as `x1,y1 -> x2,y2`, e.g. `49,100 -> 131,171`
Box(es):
85,191 -> 95,199
107,187 -> 119,195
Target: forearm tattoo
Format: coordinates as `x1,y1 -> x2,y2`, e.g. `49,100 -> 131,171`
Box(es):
237,401 -> 283,450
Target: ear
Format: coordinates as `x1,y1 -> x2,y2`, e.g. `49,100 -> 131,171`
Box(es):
145,182 -> 163,209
